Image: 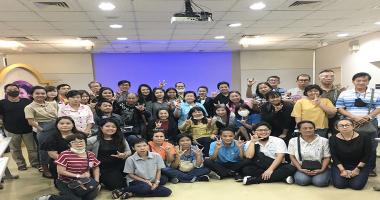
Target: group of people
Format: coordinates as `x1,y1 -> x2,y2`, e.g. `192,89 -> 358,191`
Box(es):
0,70 -> 379,200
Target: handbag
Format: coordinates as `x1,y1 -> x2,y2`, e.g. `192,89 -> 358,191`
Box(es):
251,144 -> 274,169
179,160 -> 195,172
67,152 -> 98,197
297,136 -> 322,170
354,89 -> 378,135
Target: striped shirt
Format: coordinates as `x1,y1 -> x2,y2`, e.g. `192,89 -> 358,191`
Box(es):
336,88 -> 380,117
55,150 -> 100,181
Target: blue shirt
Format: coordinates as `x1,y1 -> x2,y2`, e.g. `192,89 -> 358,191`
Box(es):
209,140 -> 241,163
273,87 -> 286,95
235,113 -> 262,128
175,102 -> 208,126
336,88 -> 380,117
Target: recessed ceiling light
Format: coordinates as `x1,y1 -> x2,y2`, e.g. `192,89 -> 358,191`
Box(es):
60,39 -> 94,48
375,21 -> 380,25
250,2 -> 266,10
117,37 -> 128,40
337,33 -> 349,37
110,24 -> 123,29
239,35 -> 266,47
99,2 -> 115,11
214,36 -> 225,39
228,23 -> 242,28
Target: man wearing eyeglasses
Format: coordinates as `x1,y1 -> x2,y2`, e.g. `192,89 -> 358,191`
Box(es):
286,74 -> 311,102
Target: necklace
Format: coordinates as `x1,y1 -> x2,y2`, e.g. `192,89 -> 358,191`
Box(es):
340,132 -> 355,141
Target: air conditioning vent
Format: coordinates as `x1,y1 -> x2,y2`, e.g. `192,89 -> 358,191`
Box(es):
3,36 -> 39,41
33,1 -> 70,9
79,36 -> 98,40
289,1 -> 321,7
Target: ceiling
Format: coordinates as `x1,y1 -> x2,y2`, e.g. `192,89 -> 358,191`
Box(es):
0,0 -> 380,53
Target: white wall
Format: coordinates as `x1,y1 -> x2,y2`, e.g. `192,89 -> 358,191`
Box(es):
239,50 -> 314,95
3,54 -> 94,90
316,31 -> 380,89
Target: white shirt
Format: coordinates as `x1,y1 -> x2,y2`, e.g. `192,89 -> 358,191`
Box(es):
244,136 -> 287,159
288,135 -> 330,163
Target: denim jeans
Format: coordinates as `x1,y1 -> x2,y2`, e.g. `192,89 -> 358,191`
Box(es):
161,167 -> 210,182
294,169 -> 331,187
331,165 -> 369,190
37,121 -> 55,165
122,176 -> 171,197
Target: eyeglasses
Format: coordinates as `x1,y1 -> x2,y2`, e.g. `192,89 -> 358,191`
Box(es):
256,129 -> 270,132
337,124 -> 352,128
298,79 -> 310,82
70,140 -> 85,144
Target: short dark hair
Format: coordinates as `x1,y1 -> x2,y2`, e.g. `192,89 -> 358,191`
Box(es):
133,138 -> 147,147
66,90 -> 81,98
352,72 -> 371,81
4,83 -> 19,91
267,76 -> 280,81
303,84 -> 323,96
319,69 -> 334,74
220,127 -> 235,134
296,74 -> 311,81
56,84 -> 71,91
175,82 -> 185,87
176,134 -> 193,144
31,86 -> 47,94
217,81 -> 230,89
184,91 -> 197,99
198,85 -> 209,92
265,91 -> 281,100
253,122 -> 272,131
297,120 -> 315,129
45,85 -> 56,92
334,118 -> 354,128
65,133 -> 87,145
87,81 -> 102,88
118,80 -> 131,86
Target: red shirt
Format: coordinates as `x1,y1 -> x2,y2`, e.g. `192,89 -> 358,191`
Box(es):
55,150 -> 100,181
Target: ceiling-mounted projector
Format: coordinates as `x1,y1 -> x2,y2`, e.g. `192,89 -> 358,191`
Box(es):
171,0 -> 213,23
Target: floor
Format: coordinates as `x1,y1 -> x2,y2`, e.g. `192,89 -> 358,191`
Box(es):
1,149 -> 380,200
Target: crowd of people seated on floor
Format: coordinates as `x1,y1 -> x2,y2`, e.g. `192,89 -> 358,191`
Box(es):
0,70 -> 379,200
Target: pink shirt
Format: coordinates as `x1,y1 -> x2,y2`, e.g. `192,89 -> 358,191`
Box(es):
58,104 -> 94,132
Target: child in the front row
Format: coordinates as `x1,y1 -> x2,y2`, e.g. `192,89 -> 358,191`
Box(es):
204,128 -> 250,181
112,138 -> 172,199
161,134 -> 211,183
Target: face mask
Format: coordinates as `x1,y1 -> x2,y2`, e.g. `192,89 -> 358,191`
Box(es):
70,147 -> 86,154
238,110 -> 250,117
177,89 -> 185,93
7,91 -> 20,97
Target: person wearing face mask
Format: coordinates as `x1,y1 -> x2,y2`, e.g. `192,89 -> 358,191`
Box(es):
148,108 -> 179,143
242,122 -> 296,185
261,91 -> 295,142
336,72 -> 380,177
179,106 -> 216,157
35,134 -> 100,200
235,104 -> 262,141
87,119 -> 131,190
0,84 -> 39,171
175,82 -> 186,101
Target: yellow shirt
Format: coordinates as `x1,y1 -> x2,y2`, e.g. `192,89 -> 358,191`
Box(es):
291,98 -> 334,129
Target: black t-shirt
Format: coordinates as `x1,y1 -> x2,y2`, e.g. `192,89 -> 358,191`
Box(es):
0,98 -> 32,134
213,93 -> 230,105
98,140 -> 124,170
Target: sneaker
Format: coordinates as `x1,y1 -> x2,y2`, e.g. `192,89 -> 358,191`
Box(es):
243,176 -> 260,185
369,170 -> 377,177
34,195 -> 51,200
208,171 -> 221,180
373,186 -> 380,191
234,173 -> 244,182
285,176 -> 294,184
18,166 -> 27,171
170,178 -> 179,184
196,175 -> 210,182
